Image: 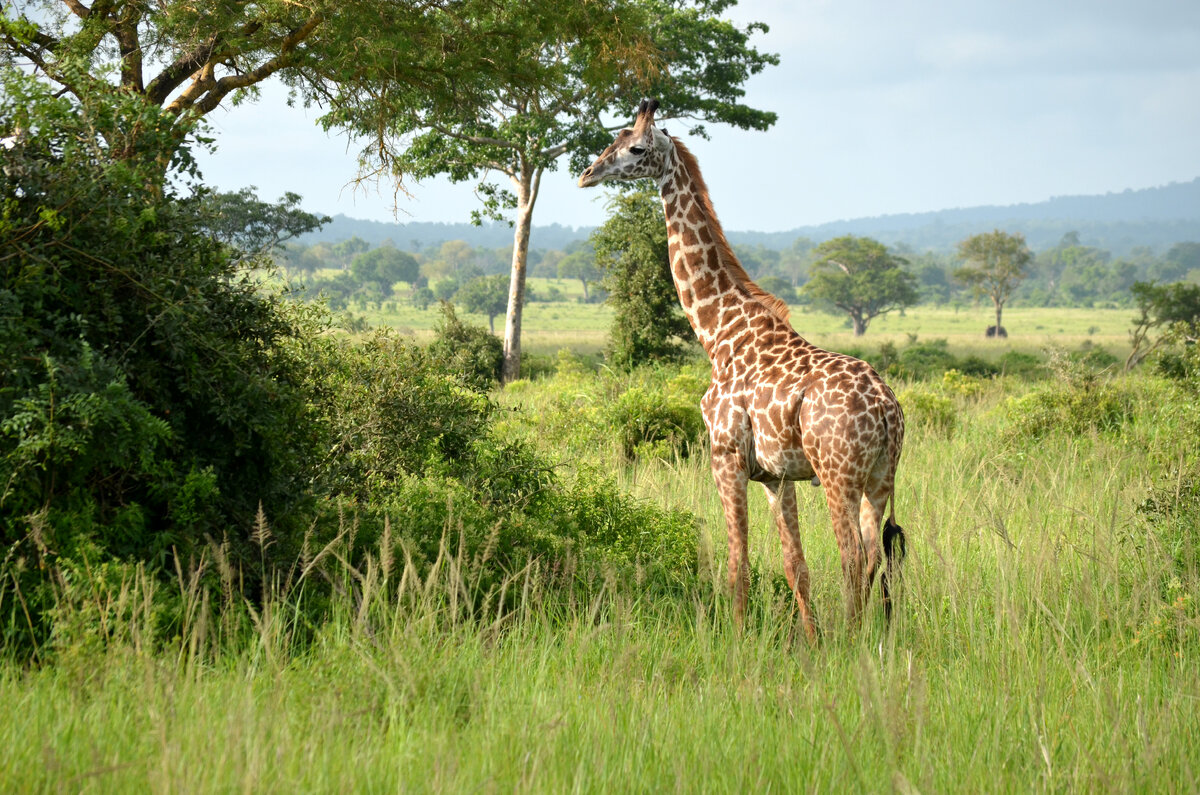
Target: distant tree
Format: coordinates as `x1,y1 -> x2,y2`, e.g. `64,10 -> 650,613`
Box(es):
351,246 -> 419,290
455,275 -> 509,333
1126,281 -> 1200,370
592,189 -> 693,369
432,277 -> 460,302
954,230 -> 1033,335
557,250 -> 600,301
803,236 -> 918,336
410,286 -> 435,311
334,237 -> 370,264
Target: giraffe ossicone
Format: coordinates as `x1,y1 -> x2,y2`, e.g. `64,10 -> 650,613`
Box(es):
579,99 -> 908,636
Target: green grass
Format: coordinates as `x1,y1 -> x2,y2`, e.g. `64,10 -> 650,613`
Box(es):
3,329 -> 1197,792
4,312 -> 1195,792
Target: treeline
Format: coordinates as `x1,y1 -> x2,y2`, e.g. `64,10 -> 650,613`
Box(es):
277,229 -> 1200,313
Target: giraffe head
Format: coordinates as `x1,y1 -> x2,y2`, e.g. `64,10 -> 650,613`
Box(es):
577,98 -> 672,188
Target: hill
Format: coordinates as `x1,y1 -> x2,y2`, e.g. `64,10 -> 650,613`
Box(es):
300,177 -> 1200,254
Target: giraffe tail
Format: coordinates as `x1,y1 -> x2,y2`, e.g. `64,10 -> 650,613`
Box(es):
880,498 -> 906,621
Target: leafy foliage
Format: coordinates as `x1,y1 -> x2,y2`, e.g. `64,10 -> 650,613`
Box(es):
1126,280 -> 1200,369
803,236 -> 918,335
604,387 -> 706,461
427,303 -> 505,390
593,189 -> 695,369
1,76 -> 327,609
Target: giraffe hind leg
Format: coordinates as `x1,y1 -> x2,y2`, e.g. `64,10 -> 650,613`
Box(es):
822,480 -> 868,626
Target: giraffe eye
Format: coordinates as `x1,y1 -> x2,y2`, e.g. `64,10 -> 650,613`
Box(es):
629,146 -> 646,156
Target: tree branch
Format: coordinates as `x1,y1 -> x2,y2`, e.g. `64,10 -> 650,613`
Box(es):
169,14 -> 321,117
60,0 -> 91,18
427,122 -> 521,151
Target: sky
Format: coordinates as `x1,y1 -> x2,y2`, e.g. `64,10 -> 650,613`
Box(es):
194,0 -> 1200,234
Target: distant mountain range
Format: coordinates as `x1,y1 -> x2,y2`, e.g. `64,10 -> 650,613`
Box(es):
299,177 -> 1200,254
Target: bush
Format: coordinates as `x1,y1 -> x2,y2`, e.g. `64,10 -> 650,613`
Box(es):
1003,355 -> 1132,441
427,302 -> 503,389
896,386 -> 956,436
554,475 -> 699,580
604,386 -> 706,461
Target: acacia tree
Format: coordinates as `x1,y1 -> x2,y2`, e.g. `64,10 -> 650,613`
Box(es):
558,249 -> 599,301
377,0 -> 778,382
803,236 -> 918,336
955,230 -> 1033,335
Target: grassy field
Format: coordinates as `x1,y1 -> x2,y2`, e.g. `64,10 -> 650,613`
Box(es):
361,289 -> 1135,361
3,309 -> 1197,792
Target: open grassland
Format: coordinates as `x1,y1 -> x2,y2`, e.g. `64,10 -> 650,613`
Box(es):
361,294 -> 1135,361
3,350 -> 1198,792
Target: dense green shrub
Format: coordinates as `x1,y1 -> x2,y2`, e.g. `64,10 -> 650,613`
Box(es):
1,78 -> 327,582
554,475 -> 699,579
1003,371 -> 1134,442
604,386 -> 706,461
896,386 -> 956,436
426,302 -> 504,388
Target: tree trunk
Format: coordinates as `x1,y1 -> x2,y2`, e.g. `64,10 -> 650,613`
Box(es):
501,164 -> 542,383
994,300 -> 1003,336
580,279 -> 589,301
852,314 -> 866,336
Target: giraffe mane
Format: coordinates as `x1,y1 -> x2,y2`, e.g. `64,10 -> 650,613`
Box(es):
670,138 -> 792,325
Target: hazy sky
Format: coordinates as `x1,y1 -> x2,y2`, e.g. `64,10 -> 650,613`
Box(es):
194,0 -> 1200,233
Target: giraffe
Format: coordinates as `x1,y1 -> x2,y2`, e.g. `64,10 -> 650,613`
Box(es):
578,99 -> 906,637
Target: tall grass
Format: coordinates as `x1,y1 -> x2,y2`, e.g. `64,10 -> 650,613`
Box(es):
3,363 -> 1197,792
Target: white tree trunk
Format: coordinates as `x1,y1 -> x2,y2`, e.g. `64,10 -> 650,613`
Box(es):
501,164 -> 542,383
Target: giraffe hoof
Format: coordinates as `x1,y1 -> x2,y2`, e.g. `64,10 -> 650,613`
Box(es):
810,476 -> 821,487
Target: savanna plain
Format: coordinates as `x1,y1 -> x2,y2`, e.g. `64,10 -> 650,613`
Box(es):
3,304 -> 1199,793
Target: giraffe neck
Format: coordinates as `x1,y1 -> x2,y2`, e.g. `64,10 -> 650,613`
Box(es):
657,140 -> 792,365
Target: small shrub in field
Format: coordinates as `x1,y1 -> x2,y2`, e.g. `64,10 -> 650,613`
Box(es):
941,368 -> 984,398
1070,342 -> 1120,371
604,386 -> 705,461
896,386 -> 956,435
1003,381 -> 1133,441
887,339 -> 958,379
1138,474 -> 1200,587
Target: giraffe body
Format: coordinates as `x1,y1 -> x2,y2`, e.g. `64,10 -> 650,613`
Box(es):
579,100 -> 906,636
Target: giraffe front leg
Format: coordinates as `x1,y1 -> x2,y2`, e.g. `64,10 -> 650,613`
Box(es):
762,480 -> 819,642
711,453 -> 750,627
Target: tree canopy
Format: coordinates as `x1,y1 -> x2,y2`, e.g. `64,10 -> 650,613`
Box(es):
803,236 -> 918,336
455,274 -> 509,334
